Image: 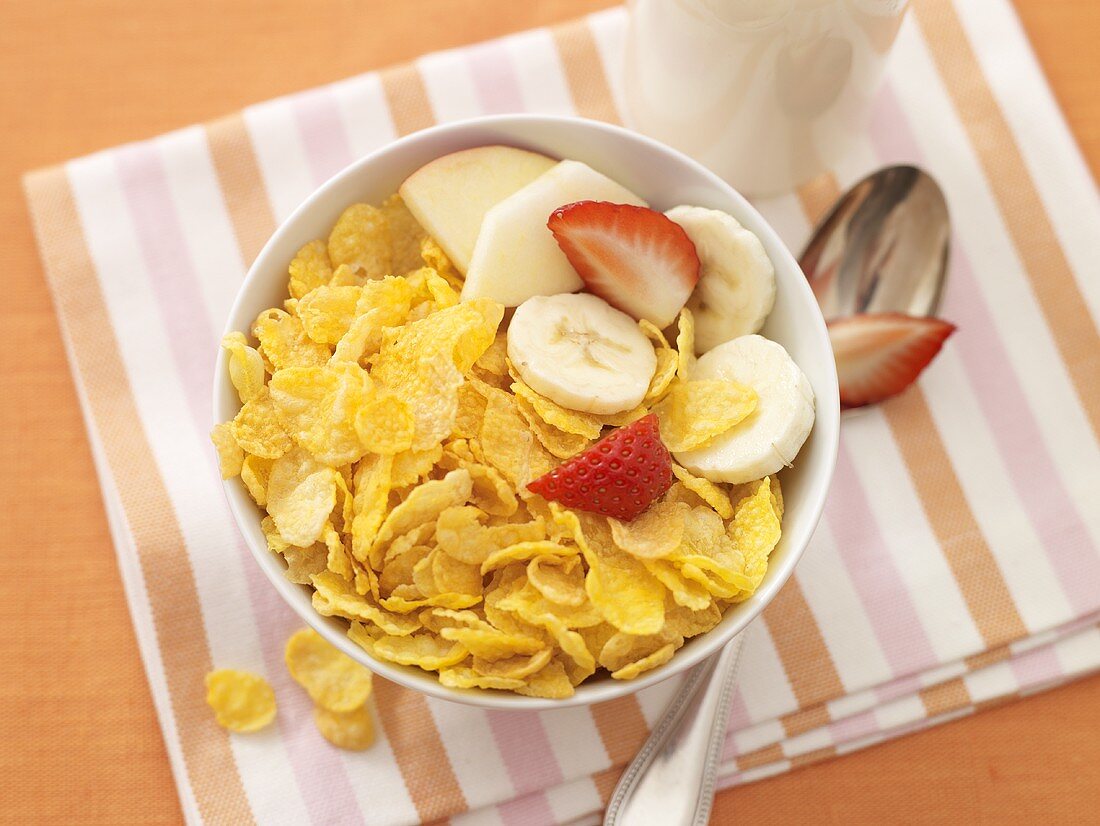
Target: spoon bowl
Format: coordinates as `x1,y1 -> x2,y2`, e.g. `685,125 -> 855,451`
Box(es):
799,165 -> 949,320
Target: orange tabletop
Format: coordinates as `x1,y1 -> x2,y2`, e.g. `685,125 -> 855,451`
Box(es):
2,1 -> 1098,823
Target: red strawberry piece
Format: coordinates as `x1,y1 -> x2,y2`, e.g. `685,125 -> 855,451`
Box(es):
829,312 -> 956,408
526,413 -> 673,521
548,201 -> 700,329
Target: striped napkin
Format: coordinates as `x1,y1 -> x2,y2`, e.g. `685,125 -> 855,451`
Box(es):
24,1 -> 1100,823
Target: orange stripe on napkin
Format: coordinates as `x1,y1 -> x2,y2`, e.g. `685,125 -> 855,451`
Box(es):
780,704 -> 833,738
736,742 -> 785,772
763,582 -> 845,709
590,695 -> 651,803
552,19 -> 622,124
380,63 -> 436,136
915,0 -> 1100,442
883,391 -> 1028,647
24,167 -> 255,826
373,679 -> 467,822
206,114 -> 276,267
919,677 -> 971,717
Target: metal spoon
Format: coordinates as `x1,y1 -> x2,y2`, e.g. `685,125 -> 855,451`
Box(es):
604,166 -> 950,826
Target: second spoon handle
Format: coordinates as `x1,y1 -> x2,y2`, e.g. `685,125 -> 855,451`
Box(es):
603,630 -> 748,826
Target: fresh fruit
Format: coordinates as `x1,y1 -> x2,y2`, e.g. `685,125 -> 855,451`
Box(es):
674,334 -> 814,484
527,413 -> 672,520
508,293 -> 657,415
665,205 -> 776,354
461,160 -> 647,307
829,313 -> 956,408
548,201 -> 700,329
399,145 -> 556,273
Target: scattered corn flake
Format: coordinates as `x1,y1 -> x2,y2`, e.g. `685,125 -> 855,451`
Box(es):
670,463 -> 733,519
240,454 -> 273,507
389,444 -> 444,489
440,626 -> 543,660
599,630 -> 680,672
354,390 -> 415,455
611,642 -> 677,680
211,422 -> 244,479
289,240 -> 334,300
205,669 -> 276,733
642,558 -> 712,611
312,571 -> 421,635
515,395 -> 593,459
360,632 -> 469,671
267,448 -> 338,546
350,453 -> 392,563
676,308 -> 696,378
510,380 -> 603,440
313,703 -> 376,751
297,285 -> 363,345
330,276 -> 415,364
253,308 -> 331,370
472,648 -> 552,681
232,387 -> 293,459
653,379 -> 757,452
585,547 -> 666,635
731,477 -> 782,592
368,469 -> 472,569
439,667 -> 524,691
515,660 -> 574,699
645,347 -> 679,404
328,203 -> 392,278
382,193 -> 429,274
222,332 -> 266,404
285,628 -> 373,712
269,362 -> 371,466
527,555 -> 586,607
609,500 -> 689,559
282,542 -> 328,585
481,540 -> 576,575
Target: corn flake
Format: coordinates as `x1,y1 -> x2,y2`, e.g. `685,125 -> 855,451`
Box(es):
354,391 -> 415,455
314,703 -> 376,751
328,203 -> 392,278
254,309 -> 331,370
268,448 -> 338,546
205,669 -> 276,733
609,500 -> 689,559
653,380 -> 757,453
211,422 -> 244,479
676,308 -> 696,377
232,387 -> 293,459
670,463 -> 733,519
222,332 -> 266,403
297,285 -> 363,345
285,628 -> 373,712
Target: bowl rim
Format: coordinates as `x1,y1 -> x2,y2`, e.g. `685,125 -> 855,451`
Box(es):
214,113 -> 840,710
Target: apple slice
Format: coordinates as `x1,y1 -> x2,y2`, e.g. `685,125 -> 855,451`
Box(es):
399,145 -> 556,273
461,160 -> 648,307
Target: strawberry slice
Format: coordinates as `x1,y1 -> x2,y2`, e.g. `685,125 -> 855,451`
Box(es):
548,201 -> 700,329
526,413 -> 673,521
829,313 -> 956,408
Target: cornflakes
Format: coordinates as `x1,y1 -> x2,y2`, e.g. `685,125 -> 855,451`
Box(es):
205,669 -> 276,732
285,628 -> 373,712
653,380 -> 757,452
313,703 -> 376,751
215,190 -> 789,699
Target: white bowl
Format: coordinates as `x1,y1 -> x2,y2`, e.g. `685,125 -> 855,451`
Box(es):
215,114 -> 839,709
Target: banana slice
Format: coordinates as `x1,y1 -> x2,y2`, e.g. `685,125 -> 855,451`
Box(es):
665,205 -> 776,354
674,334 -> 814,484
508,293 -> 657,415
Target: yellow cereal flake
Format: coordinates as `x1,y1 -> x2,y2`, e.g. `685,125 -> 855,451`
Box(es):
350,454 -> 392,563
232,387 -> 293,459
354,391 -> 415,455
240,454 -> 273,506
253,309 -> 331,370
585,547 -> 666,635
330,276 -> 415,364
211,422 -> 244,479
222,332 -> 266,403
269,362 -> 371,466
205,669 -> 276,733
645,347 -> 679,404
670,463 -> 733,519
289,240 -> 333,300
382,193 -> 428,275
328,203 -> 392,278
676,308 -> 696,378
510,380 -> 603,440
267,448 -> 338,546
609,500 -> 689,559
297,285 -> 363,345
285,628 -> 373,712
652,380 -> 757,452
611,642 -> 677,680
313,703 -> 376,751
731,477 -> 782,593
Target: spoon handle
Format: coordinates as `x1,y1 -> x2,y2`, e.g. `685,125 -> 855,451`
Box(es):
603,631 -> 748,826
